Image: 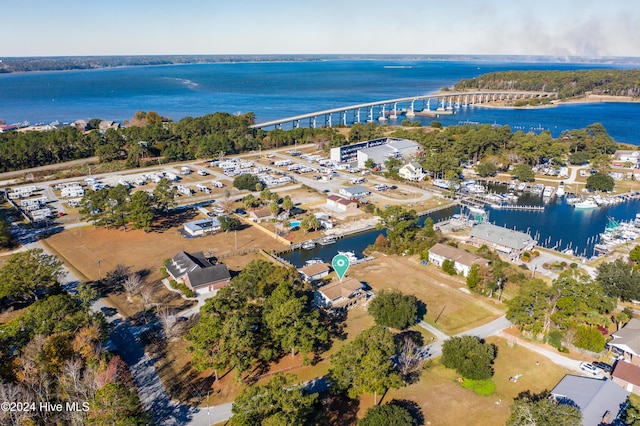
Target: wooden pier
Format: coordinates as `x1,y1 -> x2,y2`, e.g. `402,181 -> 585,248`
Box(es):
490,204 -> 544,211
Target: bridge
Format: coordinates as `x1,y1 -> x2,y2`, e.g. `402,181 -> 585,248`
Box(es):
249,91 -> 557,130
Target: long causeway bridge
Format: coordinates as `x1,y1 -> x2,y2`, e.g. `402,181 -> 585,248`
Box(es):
249,91 -> 557,130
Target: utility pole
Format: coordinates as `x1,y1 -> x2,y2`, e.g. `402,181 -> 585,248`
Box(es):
96,258 -> 102,280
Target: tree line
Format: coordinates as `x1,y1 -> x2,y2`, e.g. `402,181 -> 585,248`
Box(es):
0,249 -> 148,425
453,69 -> 640,99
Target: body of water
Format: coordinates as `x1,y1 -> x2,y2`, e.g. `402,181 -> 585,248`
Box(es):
1,58 -> 639,144
3,57 -> 640,260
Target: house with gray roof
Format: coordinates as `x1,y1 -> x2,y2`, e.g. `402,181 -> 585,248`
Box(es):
183,218 -> 221,237
551,374 -> 628,426
468,223 -> 534,256
339,185 -> 370,199
165,251 -> 230,294
428,243 -> 490,277
609,318 -> 640,366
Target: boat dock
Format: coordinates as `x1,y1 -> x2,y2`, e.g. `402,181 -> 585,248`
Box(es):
490,204 -> 544,211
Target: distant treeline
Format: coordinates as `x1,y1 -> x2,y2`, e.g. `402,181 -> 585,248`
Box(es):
453,69 -> 640,98
0,55 -> 326,73
0,111 -> 345,173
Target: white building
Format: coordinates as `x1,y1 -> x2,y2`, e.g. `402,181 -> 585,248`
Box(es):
183,218 -> 221,237
398,162 -> 426,181
339,186 -> 370,199
428,243 -> 490,277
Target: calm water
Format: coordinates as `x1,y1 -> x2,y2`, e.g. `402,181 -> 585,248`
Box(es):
1,59 -> 639,144
3,58 -> 640,257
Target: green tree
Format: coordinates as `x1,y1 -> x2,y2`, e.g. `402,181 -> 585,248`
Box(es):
364,158 -> 376,169
229,374 -> 318,426
0,249 -> 63,303
442,259 -> 457,275
359,403 -> 416,426
263,282 -> 327,360
87,382 -> 148,426
630,245 -> 640,264
282,195 -> 294,214
329,326 -> 403,401
128,190 -> 154,231
507,390 -> 582,426
368,290 -> 419,330
597,259 -> 640,301
573,325 -> 606,352
511,163 -> 535,182
233,173 -> 260,190
242,194 -> 260,210
269,201 -> 280,216
567,151 -> 590,165
586,172 -> 614,192
219,215 -> 240,231
475,161 -> 496,177
441,335 -> 496,380
0,214 -> 13,249
466,264 -> 481,291
152,178 -> 177,213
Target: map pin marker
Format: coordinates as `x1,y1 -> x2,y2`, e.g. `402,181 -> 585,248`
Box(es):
332,254 -> 350,282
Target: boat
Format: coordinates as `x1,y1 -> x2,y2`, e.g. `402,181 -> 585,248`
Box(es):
573,198 -> 599,209
532,184 -> 545,195
542,186 -> 555,198
318,236 -> 336,245
302,241 -> 316,250
556,182 -> 565,197
337,251 -> 358,263
517,182 -> 527,192
304,258 -> 324,266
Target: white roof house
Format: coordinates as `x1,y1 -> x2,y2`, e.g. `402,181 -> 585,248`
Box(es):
399,162 -> 425,181
183,218 -> 221,237
339,186 -> 370,198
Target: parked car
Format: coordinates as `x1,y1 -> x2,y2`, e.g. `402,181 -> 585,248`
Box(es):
593,361 -> 613,373
579,362 -> 598,376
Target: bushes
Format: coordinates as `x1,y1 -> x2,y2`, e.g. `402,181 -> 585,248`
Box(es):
442,259 -> 457,275
574,325 -> 606,352
160,267 -> 169,279
168,279 -> 196,298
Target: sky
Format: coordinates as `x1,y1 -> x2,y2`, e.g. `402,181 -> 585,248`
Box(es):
2,0 -> 639,57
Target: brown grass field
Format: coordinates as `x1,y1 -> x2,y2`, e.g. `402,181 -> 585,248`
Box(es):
379,336 -> 572,426
348,254 -> 505,335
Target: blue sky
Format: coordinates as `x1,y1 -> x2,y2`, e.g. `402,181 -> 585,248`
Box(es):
2,0 -> 639,57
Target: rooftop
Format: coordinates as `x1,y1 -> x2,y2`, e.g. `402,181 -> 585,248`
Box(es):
469,223 -> 534,250
610,318 -> 640,356
318,277 -> 364,301
299,262 -> 331,277
428,243 -> 489,267
340,185 -> 369,195
612,360 -> 640,387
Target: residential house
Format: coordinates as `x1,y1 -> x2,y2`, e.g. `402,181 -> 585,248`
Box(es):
249,206 -> 273,222
298,263 -> 331,282
315,278 -> 366,310
339,186 -> 370,199
183,218 -> 221,237
612,361 -> 640,394
165,251 -> 231,294
468,223 -> 534,257
398,162 -> 425,181
550,374 -> 629,426
613,150 -> 640,164
326,194 -> 358,212
427,243 -> 490,277
608,318 -> 640,366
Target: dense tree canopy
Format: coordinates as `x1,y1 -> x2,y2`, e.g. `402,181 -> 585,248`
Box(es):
597,259 -> 640,301
329,326 -> 402,400
586,172 -> 615,192
507,390 -> 582,426
229,374 -> 318,426
441,335 -> 497,380
0,248 -> 63,305
359,403 -> 416,426
233,173 -> 261,191
368,290 -> 419,330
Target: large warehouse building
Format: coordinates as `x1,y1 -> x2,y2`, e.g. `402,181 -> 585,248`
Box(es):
330,137 -> 420,167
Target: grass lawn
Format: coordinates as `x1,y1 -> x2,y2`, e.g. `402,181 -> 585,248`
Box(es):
379,336 -> 571,426
349,254 -> 504,335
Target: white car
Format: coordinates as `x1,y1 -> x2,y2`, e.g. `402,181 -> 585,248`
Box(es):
579,362 -> 598,376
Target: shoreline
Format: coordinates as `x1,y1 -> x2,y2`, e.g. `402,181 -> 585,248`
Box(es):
463,93 -> 640,110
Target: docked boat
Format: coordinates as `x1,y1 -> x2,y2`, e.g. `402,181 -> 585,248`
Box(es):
516,182 -> 527,192
318,236 -> 336,245
302,241 -> 316,250
542,186 -> 555,198
573,198 -> 598,209
532,184 -> 545,195
337,251 -> 358,263
304,258 -> 324,266
556,182 -> 565,197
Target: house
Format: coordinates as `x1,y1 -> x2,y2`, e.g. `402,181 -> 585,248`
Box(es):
550,374 -> 628,426
339,186 -> 370,199
249,206 -> 273,222
165,251 -> 231,294
315,277 -> 366,310
608,171 -> 625,181
326,194 -> 358,212
0,124 -> 17,133
468,223 -> 535,257
398,162 -> 425,181
98,120 -> 120,131
612,361 -> 640,394
427,243 -> 490,277
608,318 -> 640,365
613,150 -> 640,164
183,218 -> 221,237
298,263 -> 331,282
